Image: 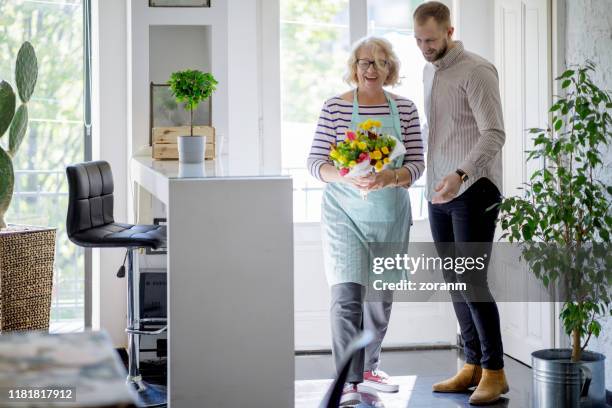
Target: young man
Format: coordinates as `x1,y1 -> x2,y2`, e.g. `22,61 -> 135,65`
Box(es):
413,2 -> 509,405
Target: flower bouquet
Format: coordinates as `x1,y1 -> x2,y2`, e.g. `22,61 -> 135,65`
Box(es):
329,119 -> 406,199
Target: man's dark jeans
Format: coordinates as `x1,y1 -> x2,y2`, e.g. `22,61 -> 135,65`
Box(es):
428,177 -> 504,370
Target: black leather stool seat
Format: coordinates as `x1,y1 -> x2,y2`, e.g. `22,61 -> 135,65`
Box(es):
66,160 -> 166,249
70,222 -> 166,249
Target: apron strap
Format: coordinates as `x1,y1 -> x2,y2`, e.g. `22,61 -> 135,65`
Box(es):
351,89 -> 360,124
384,91 -> 403,142
352,89 -> 403,143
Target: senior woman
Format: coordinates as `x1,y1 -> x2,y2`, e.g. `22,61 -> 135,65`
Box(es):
307,36 -> 425,405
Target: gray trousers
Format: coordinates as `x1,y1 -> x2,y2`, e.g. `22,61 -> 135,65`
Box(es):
330,282 -> 393,383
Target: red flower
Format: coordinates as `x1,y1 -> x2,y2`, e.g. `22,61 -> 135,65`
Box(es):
339,167 -> 349,176
357,152 -> 369,163
346,131 -> 357,141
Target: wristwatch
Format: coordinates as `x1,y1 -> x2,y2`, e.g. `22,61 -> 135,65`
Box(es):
455,168 -> 468,183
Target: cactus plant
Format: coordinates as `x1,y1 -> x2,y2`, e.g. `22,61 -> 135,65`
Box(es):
0,41 -> 38,229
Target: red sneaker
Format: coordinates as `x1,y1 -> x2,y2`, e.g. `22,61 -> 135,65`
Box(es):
340,383 -> 361,406
360,369 -> 399,393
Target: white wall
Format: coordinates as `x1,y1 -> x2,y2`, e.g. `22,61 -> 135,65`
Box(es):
454,0 -> 495,62
92,0 -> 129,346
565,0 -> 612,390
149,25 -> 212,83
227,0 -> 261,172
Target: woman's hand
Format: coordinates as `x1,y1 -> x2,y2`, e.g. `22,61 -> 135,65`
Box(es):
358,170 -> 395,191
341,175 -> 372,190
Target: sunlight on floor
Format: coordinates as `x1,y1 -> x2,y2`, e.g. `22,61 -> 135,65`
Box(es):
295,375 -> 419,408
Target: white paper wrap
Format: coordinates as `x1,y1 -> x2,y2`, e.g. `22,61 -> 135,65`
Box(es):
343,139 -> 407,199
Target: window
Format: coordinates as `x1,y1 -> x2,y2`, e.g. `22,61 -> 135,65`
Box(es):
280,0 -> 427,223
280,0 -> 350,223
0,0 -> 88,332
367,0 -> 428,220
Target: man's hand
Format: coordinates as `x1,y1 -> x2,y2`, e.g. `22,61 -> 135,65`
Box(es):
432,172 -> 462,204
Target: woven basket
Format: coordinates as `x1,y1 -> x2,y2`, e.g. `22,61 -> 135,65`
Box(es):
0,225 -> 56,332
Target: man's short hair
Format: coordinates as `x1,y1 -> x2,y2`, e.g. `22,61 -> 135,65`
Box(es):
413,1 -> 451,29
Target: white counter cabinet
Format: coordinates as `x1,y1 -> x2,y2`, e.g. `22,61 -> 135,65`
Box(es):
131,156 -> 294,408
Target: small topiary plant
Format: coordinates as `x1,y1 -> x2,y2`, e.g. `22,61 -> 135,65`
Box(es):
168,69 -> 217,137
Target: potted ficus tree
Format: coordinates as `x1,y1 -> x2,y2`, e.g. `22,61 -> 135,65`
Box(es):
0,42 -> 56,332
168,69 -> 217,163
497,62 -> 611,407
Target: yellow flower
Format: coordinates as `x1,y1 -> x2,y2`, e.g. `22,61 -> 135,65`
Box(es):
349,160 -> 356,167
330,149 -> 339,159
371,150 -> 382,160
351,141 -> 358,149
375,161 -> 384,171
371,120 -> 382,128
381,146 -> 389,155
358,142 -> 367,150
359,119 -> 374,131
383,157 -> 390,164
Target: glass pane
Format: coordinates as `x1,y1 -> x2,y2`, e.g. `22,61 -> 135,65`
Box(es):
368,0 -> 429,220
280,0 -> 350,222
0,0 -> 85,332
367,0 -> 423,31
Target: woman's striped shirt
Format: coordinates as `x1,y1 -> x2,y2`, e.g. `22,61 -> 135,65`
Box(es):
306,94 -> 425,184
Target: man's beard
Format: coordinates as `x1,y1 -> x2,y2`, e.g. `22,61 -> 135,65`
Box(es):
424,39 -> 448,62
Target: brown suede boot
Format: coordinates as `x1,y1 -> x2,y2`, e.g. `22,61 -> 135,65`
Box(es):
432,363 -> 482,393
469,368 -> 509,405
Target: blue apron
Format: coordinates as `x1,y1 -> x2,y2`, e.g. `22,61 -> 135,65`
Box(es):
321,90 -> 412,286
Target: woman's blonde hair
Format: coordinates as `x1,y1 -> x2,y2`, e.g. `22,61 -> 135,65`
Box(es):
344,36 -> 401,87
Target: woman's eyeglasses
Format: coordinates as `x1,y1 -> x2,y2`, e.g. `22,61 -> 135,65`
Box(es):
356,59 -> 388,70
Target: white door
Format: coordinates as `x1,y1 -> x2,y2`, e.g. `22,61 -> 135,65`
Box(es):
494,0 -> 555,365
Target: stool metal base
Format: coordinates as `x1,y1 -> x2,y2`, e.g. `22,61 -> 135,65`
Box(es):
130,378 -> 167,407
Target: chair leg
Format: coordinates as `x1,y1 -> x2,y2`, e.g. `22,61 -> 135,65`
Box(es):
126,249 -> 167,407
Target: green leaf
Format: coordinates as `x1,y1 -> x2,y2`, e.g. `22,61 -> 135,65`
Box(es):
8,105 -> 27,155
0,81 -> 16,138
522,224 -> 534,240
562,79 -> 572,89
0,145 -> 14,222
15,41 -> 38,103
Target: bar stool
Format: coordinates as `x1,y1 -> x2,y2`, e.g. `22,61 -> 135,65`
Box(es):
66,160 -> 167,407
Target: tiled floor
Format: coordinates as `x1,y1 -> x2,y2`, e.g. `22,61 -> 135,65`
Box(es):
295,348 -> 531,407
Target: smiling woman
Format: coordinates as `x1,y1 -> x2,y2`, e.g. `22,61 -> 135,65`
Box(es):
280,0 -> 430,222
0,0 -> 87,332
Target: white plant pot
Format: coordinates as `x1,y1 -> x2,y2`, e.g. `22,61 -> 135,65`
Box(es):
178,162 -> 206,178
178,135 -> 206,163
